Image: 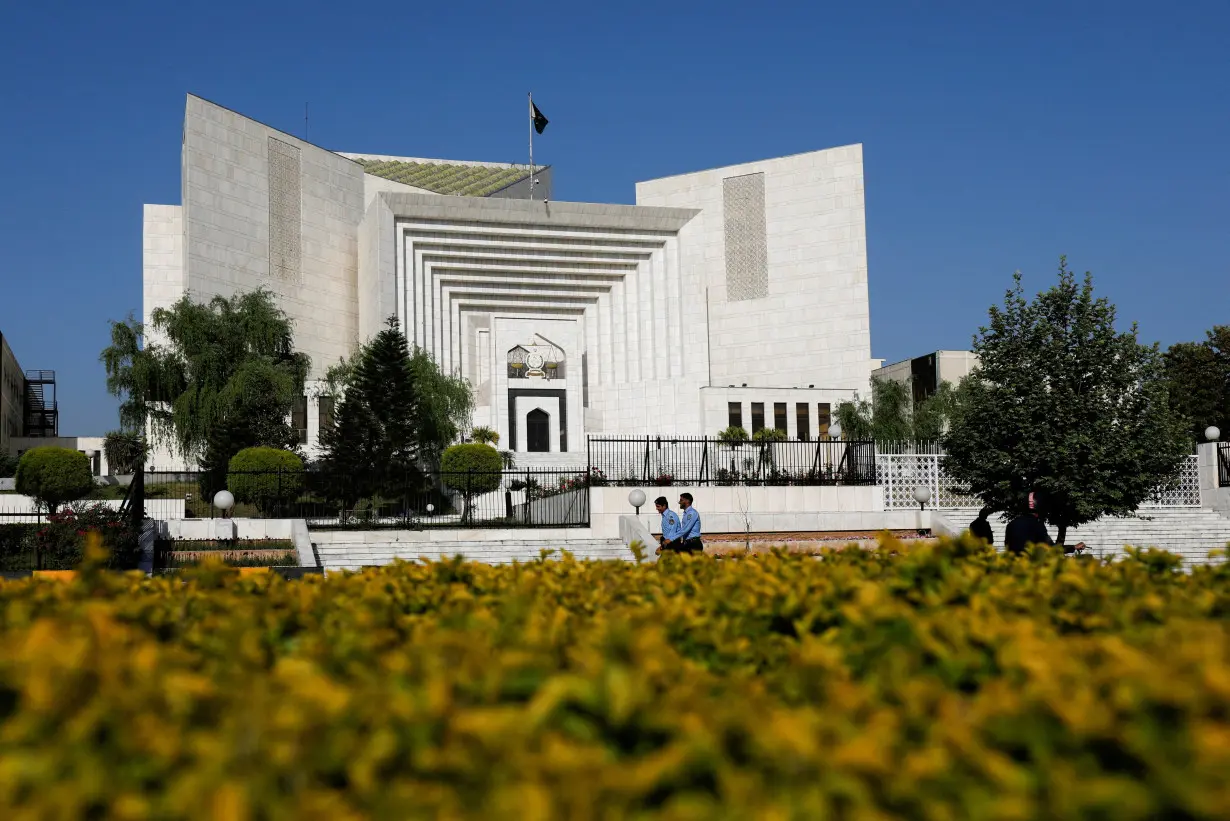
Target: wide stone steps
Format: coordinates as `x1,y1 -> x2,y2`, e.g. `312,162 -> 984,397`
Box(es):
314,537 -> 635,571
937,507 -> 1230,565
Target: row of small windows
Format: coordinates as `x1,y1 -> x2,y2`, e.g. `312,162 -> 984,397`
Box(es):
728,402 -> 832,440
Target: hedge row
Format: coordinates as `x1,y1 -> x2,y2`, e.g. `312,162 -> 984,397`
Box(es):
0,538 -> 1228,817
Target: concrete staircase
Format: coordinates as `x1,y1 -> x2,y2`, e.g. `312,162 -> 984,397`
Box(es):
935,507 -> 1230,565
313,534 -> 635,571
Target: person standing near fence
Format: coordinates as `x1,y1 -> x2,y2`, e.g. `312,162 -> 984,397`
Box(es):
678,493 -> 703,554
655,496 -> 682,555
969,507 -> 995,546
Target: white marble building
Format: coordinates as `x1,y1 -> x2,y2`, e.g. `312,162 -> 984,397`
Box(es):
142,94 -> 875,468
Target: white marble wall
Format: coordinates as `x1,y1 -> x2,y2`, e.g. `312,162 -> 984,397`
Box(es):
142,204 -> 184,345
181,94 -> 365,380
636,146 -> 873,397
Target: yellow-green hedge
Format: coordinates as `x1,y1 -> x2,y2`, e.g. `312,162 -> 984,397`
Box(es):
1,537 -> 1229,818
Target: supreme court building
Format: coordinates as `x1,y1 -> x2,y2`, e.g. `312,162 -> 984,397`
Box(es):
143,94 -> 875,468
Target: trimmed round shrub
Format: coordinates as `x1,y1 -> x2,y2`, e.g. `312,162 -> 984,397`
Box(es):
14,447 -> 95,513
227,447 -> 305,515
440,443 -> 503,496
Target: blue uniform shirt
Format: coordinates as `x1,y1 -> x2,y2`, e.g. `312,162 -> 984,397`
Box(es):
660,509 -> 682,541
679,506 -> 702,540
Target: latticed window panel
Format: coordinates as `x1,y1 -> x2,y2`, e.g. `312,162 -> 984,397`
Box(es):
722,173 -> 768,301
1141,455 -> 1201,508
267,137 -> 301,283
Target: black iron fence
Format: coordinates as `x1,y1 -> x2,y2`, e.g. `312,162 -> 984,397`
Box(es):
139,468 -> 591,529
586,436 -> 878,486
1219,442 -> 1230,488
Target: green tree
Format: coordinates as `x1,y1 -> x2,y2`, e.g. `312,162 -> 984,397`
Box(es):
0,452 -> 18,479
440,443 -> 503,523
228,447 -> 305,515
409,346 -> 475,466
835,377 -> 941,442
102,430 -> 147,475
943,258 -> 1190,544
315,331 -> 474,471
15,448 -> 96,513
717,425 -> 749,445
912,381 -> 961,442
1163,326 -> 1230,441
100,292 -> 309,476
319,317 -> 424,506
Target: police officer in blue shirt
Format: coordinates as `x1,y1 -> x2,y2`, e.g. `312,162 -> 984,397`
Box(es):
678,493 -> 703,554
655,496 -> 682,555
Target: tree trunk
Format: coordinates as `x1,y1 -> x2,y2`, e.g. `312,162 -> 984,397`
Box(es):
1057,523 -> 1068,546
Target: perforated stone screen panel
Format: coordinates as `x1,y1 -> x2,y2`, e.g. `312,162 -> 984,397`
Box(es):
876,452 -> 1201,510
267,137 -> 302,283
722,173 -> 768,301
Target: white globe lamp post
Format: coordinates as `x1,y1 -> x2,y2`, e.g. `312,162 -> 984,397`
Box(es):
213,490 -> 235,519
913,485 -> 932,511
628,489 -> 647,516
1206,426 -> 1221,442
829,422 -> 843,441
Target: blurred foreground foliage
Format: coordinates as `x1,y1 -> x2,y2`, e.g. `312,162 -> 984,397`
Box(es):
1,536 -> 1229,819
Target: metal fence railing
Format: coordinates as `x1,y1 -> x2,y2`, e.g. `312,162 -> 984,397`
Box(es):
585,436 -> 878,486
140,469 -> 591,529
1219,443 -> 1230,489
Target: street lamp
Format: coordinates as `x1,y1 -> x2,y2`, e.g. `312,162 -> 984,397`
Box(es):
213,490 -> 235,519
426,503 -> 435,516
1207,426 -> 1221,442
913,486 -> 932,511
829,422 -> 843,441
628,489 -> 646,516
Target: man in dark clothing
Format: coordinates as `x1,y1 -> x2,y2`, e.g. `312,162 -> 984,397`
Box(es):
1004,511 -> 1053,556
1003,491 -> 1085,556
969,507 -> 995,545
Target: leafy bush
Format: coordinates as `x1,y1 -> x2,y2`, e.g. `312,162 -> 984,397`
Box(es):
0,539 -> 1229,816
0,452 -> 18,479
440,443 -> 503,495
10,504 -> 142,570
751,427 -> 787,442
717,425 -> 749,445
15,447 -> 96,513
0,524 -> 35,570
227,447 -> 305,515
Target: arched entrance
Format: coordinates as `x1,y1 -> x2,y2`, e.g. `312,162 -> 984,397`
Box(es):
526,408 -> 550,452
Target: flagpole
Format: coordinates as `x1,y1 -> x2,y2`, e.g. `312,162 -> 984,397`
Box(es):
528,92 -> 534,202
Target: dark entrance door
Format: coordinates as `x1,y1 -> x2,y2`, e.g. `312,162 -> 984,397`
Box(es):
527,409 -> 550,452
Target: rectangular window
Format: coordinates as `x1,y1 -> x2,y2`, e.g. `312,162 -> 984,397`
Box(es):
751,402 -> 765,435
774,403 -> 787,435
292,394 -> 308,444
727,402 -> 743,430
318,395 -> 335,433
796,403 -> 811,441
817,403 -> 832,439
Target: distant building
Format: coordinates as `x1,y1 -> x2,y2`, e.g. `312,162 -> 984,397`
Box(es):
0,332 -> 23,455
0,331 -> 107,477
872,351 -> 979,402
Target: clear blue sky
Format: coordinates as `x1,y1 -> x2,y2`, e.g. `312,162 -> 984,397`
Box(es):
1,1 -> 1227,435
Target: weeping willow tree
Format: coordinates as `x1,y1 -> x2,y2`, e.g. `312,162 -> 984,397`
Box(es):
100,291 -> 310,481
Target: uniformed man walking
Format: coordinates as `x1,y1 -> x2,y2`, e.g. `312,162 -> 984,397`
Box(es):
654,496 -> 682,555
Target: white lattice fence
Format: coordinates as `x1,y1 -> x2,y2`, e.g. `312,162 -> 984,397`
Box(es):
1141,455 -> 1201,508
876,454 -> 979,510
877,451 -> 1202,510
